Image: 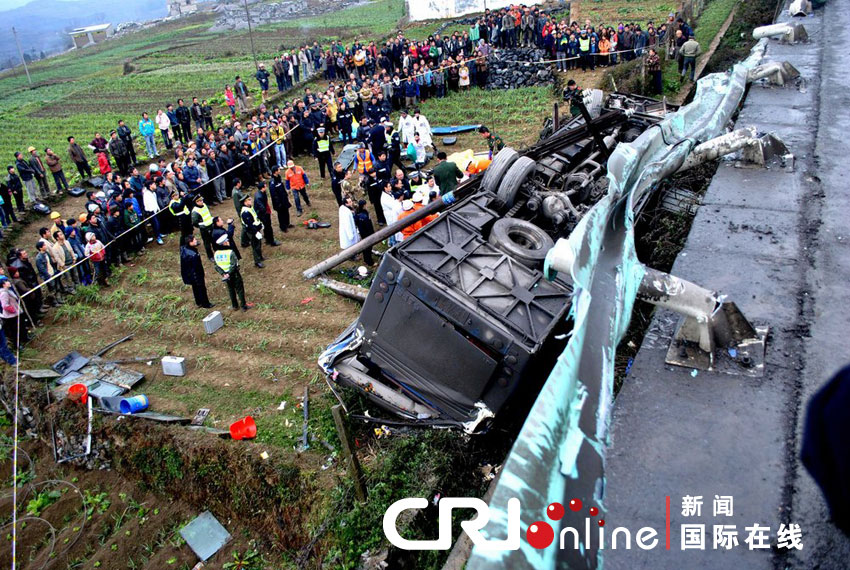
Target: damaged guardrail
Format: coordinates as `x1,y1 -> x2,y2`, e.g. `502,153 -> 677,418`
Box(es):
467,38 -> 771,570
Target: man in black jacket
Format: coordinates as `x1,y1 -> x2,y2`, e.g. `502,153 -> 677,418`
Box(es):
268,166 -> 292,232
116,120 -> 137,166
253,182 -> 280,247
5,166 -> 24,213
108,131 -> 130,176
190,97 -> 204,132
175,99 -> 192,144
201,100 -> 214,131
180,234 -> 213,308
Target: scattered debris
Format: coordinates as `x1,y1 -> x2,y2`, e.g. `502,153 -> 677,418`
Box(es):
691,369 -> 699,377
191,408 -> 210,426
93,333 -> 134,357
161,356 -> 186,376
260,451 -> 270,460
229,416 -> 257,440
318,278 -> 367,303
52,352 -> 89,375
20,368 -> 62,381
277,401 -> 287,411
180,511 -> 232,562
300,297 -> 315,305
119,395 -> 149,414
301,387 -> 309,451
203,310 -> 224,335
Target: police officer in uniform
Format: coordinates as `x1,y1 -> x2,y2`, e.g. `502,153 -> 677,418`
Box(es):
213,233 -> 254,311
240,194 -> 265,268
313,127 -> 335,179
169,190 -> 193,238
191,194 -> 215,260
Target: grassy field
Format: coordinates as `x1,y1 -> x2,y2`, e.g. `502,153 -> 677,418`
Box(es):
573,0 -> 677,25
1,1 -> 561,567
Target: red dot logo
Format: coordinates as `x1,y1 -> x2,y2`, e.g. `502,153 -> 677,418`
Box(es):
547,502 -> 565,521
589,507 -> 598,517
527,521 -> 554,549
569,498 -> 583,512
598,519 -> 605,527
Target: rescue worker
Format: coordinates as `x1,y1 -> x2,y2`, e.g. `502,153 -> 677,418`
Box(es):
563,80 -> 584,117
213,233 -> 254,311
190,194 -> 215,260
478,126 -> 504,159
180,235 -> 213,308
352,143 -> 374,182
284,160 -> 311,217
309,126 -> 333,180
239,194 -> 265,268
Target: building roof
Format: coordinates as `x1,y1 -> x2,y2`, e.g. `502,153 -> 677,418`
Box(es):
69,23 -> 111,36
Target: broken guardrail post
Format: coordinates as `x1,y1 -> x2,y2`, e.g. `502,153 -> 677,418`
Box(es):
747,61 -> 801,86
677,127 -> 793,171
331,404 -> 367,503
753,22 -> 808,43
544,242 -> 768,375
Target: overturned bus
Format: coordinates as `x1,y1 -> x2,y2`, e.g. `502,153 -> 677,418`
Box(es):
316,93 -> 672,433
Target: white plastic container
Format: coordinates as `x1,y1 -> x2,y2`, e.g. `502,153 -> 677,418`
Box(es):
203,311 -> 224,335
161,356 -> 186,377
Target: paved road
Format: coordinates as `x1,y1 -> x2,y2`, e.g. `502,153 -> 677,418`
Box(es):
604,2 -> 850,568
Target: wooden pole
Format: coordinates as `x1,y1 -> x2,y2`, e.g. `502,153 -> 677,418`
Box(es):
331,404 -> 367,503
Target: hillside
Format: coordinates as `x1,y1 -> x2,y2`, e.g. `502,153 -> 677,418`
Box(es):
0,0 -> 168,67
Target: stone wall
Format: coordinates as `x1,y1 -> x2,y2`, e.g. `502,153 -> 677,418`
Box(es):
211,0 -> 364,32
486,48 -> 555,89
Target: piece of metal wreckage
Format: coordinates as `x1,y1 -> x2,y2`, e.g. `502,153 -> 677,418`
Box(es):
466,39 -> 769,570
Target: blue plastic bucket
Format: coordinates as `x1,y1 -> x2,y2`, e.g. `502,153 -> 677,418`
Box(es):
119,395 -> 149,414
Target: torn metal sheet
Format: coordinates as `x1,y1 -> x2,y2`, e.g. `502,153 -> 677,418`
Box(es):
53,362 -> 145,401
19,369 -> 63,380
52,352 -> 89,375
468,39 -> 769,570
180,511 -> 232,562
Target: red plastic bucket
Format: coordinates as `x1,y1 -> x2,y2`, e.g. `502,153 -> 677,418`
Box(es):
229,416 -> 257,440
68,383 -> 88,403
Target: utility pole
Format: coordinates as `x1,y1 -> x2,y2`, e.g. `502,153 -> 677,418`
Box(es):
11,27 -> 32,86
243,0 -> 259,71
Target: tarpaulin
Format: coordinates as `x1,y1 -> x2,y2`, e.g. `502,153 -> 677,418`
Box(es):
468,39 -> 768,570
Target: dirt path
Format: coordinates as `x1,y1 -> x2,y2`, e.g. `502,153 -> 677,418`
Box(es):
674,3 -> 740,104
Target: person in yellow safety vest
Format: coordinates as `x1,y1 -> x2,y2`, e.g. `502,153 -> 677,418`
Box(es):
352,143 -> 373,179
313,126 -> 335,179
190,194 -> 215,260
578,29 -> 592,71
213,232 -> 254,312
168,189 -> 193,237
239,194 -> 265,268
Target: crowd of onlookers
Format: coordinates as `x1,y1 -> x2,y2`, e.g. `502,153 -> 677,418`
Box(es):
0,3 -> 700,362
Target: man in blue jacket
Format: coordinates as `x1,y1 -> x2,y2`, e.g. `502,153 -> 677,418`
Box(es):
138,112 -> 157,159
403,77 -> 420,109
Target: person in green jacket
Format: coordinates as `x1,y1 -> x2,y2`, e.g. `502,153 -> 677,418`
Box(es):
431,152 -> 463,194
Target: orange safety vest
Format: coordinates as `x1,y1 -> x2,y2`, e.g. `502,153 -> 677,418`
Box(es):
355,149 -> 373,174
